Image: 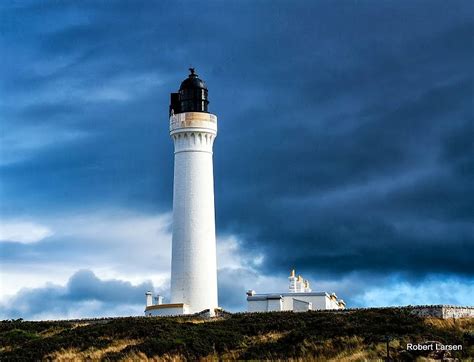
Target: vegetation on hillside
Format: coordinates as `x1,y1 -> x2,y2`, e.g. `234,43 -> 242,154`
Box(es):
1,308 -> 473,360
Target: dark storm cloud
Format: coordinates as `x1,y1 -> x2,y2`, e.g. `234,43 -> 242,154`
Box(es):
214,72 -> 473,276
1,0 -> 473,302
0,270 -> 154,319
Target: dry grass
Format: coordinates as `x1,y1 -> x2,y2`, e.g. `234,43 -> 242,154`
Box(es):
47,338 -> 142,361
250,331 -> 289,344
424,317 -> 474,332
72,322 -> 91,329
173,316 -> 226,324
219,331 -> 289,360
328,350 -> 371,361
0,346 -> 13,353
325,337 -> 369,362
117,352 -> 191,362
39,327 -> 66,338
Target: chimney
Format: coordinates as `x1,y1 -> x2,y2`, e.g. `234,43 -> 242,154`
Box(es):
145,291 -> 153,307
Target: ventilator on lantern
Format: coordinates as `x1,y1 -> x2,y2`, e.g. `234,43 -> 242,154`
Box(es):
145,68 -> 219,317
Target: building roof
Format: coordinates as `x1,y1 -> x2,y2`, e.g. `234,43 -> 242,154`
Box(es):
247,292 -> 329,301
145,303 -> 187,311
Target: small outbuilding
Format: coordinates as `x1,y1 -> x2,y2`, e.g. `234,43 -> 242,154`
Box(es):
246,269 -> 346,313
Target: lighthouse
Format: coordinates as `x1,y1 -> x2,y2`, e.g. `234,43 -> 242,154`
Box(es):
145,68 -> 219,316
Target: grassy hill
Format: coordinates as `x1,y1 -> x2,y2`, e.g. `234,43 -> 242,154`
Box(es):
1,308 -> 473,360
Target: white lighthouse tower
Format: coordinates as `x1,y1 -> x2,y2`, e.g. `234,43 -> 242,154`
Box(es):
145,68 -> 219,316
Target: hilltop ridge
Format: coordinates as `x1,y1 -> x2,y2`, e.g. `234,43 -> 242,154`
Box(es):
1,308 -> 473,360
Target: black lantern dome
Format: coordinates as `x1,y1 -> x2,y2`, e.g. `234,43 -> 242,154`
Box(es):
170,68 -> 209,116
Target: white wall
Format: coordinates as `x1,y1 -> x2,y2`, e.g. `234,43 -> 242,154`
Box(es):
146,305 -> 188,317
267,298 -> 283,311
293,299 -> 312,312
287,295 -> 327,310
281,296 -> 294,310
247,293 -> 344,312
248,300 -> 268,312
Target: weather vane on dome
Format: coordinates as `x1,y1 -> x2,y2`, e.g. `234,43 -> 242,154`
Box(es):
189,67 -> 196,75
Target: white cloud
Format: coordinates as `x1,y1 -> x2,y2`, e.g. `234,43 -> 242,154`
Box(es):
0,210 -> 172,303
0,211 -> 274,315
217,234 -> 264,270
353,276 -> 474,307
216,234 -> 288,310
0,221 -> 53,243
58,211 -> 171,243
216,234 -> 286,311
54,211 -> 173,282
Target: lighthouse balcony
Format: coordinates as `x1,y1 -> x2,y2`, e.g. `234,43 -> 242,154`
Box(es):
169,112 -> 217,134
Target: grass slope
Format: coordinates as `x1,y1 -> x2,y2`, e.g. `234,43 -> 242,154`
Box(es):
1,308 -> 473,360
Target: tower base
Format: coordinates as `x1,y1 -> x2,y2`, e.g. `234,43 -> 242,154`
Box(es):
144,304 -> 223,318
144,303 -> 189,317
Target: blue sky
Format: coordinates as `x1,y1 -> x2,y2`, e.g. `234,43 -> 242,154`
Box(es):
0,0 -> 473,319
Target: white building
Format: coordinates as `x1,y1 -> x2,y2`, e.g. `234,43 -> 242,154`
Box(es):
145,69 -> 219,317
247,269 -> 346,313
